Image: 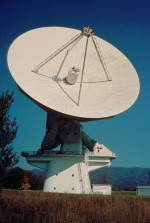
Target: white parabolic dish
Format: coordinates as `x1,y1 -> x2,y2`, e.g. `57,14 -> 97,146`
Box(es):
7,27 -> 140,121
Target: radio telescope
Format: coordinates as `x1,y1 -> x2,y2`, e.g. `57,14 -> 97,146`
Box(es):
7,26 -> 140,194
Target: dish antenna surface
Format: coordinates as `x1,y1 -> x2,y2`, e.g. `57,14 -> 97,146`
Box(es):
7,26 -> 140,194
7,26 -> 140,121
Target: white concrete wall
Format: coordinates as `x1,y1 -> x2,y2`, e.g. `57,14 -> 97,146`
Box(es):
43,156 -> 91,194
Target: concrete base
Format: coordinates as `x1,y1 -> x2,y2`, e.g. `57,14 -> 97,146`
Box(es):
26,153 -> 91,194
22,147 -> 115,194
43,156 -> 90,193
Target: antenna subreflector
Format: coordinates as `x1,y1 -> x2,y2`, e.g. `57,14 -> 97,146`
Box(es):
82,26 -> 94,36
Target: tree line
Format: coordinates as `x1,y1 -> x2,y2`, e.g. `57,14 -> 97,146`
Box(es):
0,91 -> 19,179
2,167 -> 44,190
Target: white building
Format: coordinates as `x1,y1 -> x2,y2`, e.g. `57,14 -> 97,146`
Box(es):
91,184 -> 112,195
136,186 -> 150,196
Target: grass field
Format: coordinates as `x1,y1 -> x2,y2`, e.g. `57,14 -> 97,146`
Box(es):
0,189 -> 150,223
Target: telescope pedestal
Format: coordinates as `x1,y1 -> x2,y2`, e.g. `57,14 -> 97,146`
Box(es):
43,155 -> 90,193
22,147 -> 115,194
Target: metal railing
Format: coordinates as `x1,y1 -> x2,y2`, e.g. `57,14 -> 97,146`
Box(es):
21,150 -> 84,157
21,150 -> 116,157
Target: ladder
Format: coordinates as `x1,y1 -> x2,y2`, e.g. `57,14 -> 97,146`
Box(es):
84,152 -> 90,193
78,163 -> 84,193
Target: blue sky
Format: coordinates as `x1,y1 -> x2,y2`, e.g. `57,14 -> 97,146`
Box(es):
0,0 -> 150,170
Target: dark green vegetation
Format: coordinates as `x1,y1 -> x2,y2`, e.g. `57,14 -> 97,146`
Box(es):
0,190 -> 150,223
0,91 -> 19,179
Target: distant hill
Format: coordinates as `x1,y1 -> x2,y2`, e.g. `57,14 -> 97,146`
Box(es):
90,167 -> 150,190
31,169 -> 46,176
30,167 -> 150,191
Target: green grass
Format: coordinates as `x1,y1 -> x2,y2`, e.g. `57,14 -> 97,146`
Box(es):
0,189 -> 150,223
112,190 -> 136,196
